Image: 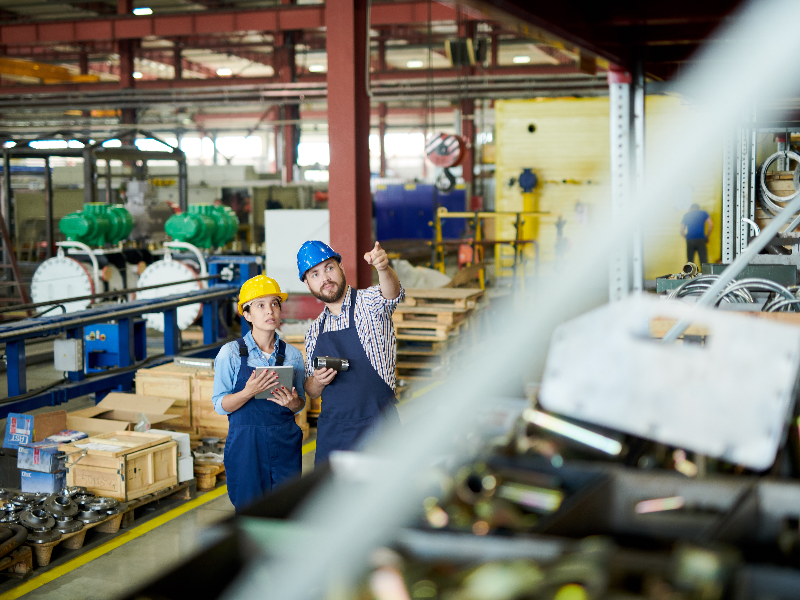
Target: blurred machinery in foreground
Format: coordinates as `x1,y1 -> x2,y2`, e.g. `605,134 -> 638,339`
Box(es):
118,295 -> 800,600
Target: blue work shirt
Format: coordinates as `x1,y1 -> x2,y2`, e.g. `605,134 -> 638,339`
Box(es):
682,209 -> 710,240
212,330 -> 306,416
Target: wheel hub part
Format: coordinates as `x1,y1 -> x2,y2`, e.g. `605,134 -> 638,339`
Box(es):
27,530 -> 62,544
76,510 -> 105,524
0,510 -> 19,523
0,490 -> 14,501
61,487 -> 86,498
54,517 -> 84,534
45,495 -> 79,518
104,506 -> 123,516
88,497 -> 119,511
20,509 -> 55,532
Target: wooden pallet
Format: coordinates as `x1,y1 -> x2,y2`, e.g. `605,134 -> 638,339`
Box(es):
0,546 -> 32,578
397,345 -> 465,365
195,462 -> 226,491
118,480 -> 195,530
396,363 -> 447,379
393,305 -> 470,326
395,319 -> 467,341
403,288 -> 484,310
27,511 -> 125,567
396,338 -> 458,355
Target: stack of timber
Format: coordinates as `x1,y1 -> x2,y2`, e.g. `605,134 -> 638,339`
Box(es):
135,361 -> 309,441
394,288 -> 485,394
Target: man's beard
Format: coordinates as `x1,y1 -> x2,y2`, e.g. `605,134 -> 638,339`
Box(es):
312,275 -> 346,303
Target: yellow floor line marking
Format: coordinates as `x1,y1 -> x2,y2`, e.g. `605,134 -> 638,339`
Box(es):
0,485 -> 229,600
303,439 -> 316,455
398,380 -> 444,406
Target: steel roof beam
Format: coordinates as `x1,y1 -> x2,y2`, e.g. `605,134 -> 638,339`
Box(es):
0,2 -> 478,47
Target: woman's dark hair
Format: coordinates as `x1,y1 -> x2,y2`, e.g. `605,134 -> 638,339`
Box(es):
242,298 -> 282,332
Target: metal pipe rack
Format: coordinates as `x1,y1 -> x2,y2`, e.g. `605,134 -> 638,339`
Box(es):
0,254 -> 259,418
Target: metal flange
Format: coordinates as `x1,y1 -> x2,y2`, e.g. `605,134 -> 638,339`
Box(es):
45,495 -> 79,518
88,497 -> 119,511
0,489 -> 14,501
103,506 -> 123,516
53,517 -> 83,534
76,510 -> 105,524
27,530 -> 62,544
20,509 -> 55,532
74,494 -> 96,511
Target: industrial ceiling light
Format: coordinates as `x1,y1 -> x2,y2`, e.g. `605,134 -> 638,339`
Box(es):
513,56 -> 531,64
407,60 -> 424,68
216,68 -> 233,76
309,65 -> 325,72
132,71 -> 143,79
133,7 -> 152,15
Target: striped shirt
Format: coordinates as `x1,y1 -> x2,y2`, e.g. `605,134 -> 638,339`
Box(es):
304,285 -> 404,391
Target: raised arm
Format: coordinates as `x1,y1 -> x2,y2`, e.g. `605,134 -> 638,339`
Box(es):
364,241 -> 401,300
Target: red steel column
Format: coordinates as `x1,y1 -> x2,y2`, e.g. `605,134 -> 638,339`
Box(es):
459,20 -> 476,184
275,32 -> 298,182
326,0 -> 372,288
377,34 -> 388,178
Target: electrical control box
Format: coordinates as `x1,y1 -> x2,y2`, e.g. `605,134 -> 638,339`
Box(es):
54,338 -> 84,372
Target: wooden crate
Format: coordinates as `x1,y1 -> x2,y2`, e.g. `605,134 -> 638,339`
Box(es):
402,288 -> 484,310
61,431 -> 178,501
192,371 -> 228,437
765,171 -> 796,197
135,363 -> 212,431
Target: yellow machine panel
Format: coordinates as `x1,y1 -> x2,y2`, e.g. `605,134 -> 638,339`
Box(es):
494,96 -> 721,280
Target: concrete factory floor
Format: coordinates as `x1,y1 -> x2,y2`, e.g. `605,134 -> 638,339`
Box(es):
0,355 -> 427,600
0,433 -> 320,600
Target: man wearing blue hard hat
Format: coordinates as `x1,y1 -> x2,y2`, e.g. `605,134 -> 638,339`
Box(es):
297,239 -> 403,465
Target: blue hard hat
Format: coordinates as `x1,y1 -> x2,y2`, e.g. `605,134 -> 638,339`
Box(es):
297,240 -> 341,280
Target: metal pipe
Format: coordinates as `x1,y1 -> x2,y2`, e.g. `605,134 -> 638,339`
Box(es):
0,524 -> 26,560
663,189 -> 800,342
0,274 -> 221,314
0,286 -> 236,342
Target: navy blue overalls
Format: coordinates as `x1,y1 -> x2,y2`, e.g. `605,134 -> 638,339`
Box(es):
312,289 -> 401,466
223,337 -> 302,512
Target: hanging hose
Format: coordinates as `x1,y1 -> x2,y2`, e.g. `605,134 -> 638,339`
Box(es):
0,524 -> 27,560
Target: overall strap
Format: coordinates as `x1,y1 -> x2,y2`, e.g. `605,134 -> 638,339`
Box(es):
276,339 -> 286,366
237,337 -> 248,358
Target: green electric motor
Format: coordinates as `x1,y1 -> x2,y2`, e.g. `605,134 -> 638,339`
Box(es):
59,203 -> 134,247
164,204 -> 238,249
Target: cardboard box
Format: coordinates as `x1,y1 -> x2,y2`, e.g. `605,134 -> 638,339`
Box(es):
21,470 -> 66,493
65,393 -> 179,436
17,441 -> 66,473
149,429 -> 190,458
3,410 -> 68,449
178,455 -> 194,483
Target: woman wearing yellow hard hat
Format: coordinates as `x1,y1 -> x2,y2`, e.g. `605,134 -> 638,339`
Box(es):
211,274 -> 305,512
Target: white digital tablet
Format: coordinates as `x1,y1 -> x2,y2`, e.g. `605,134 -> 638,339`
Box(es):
253,365 -> 295,398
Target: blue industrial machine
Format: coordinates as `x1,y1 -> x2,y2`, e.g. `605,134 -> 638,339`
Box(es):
84,320 -> 146,373
0,254 -> 260,418
375,184 -> 467,240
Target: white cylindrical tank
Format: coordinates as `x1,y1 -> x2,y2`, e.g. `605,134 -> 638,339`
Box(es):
135,253 -> 205,331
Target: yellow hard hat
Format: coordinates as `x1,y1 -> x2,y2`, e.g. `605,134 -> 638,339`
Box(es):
237,275 -> 288,315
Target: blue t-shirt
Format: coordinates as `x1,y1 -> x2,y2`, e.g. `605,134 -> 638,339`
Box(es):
682,210 -> 709,240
